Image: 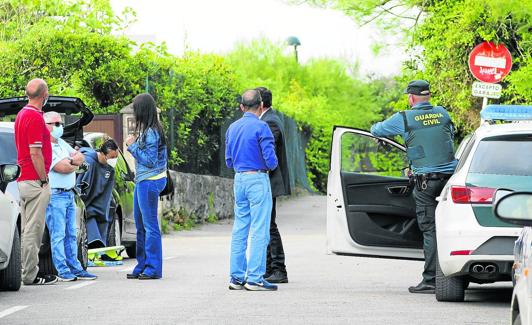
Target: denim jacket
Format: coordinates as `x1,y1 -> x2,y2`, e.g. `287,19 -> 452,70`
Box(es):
127,128 -> 167,183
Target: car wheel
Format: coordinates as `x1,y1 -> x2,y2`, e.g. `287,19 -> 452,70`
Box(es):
0,229 -> 22,291
77,212 -> 88,270
107,211 -> 121,247
126,246 -> 136,258
435,256 -> 466,302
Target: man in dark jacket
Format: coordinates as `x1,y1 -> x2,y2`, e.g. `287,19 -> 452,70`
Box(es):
76,139 -> 118,248
257,87 -> 291,283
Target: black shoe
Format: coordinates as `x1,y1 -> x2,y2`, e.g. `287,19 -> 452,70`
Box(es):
408,282 -> 435,294
138,273 -> 160,280
265,270 -> 288,284
126,273 -> 139,279
29,274 -> 58,285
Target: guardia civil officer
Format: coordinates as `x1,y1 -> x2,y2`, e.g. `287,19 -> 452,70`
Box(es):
371,80 -> 457,294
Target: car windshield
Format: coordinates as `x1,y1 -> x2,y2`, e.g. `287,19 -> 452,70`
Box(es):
469,135 -> 532,176
0,131 -> 17,165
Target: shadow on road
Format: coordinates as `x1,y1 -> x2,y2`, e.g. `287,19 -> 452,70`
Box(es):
465,286 -> 513,304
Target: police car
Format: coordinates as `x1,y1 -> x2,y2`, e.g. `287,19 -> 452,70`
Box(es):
327,105 -> 532,302
493,191 -> 532,325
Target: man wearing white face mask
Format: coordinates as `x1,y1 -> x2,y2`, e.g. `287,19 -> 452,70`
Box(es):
77,139 -> 118,248
44,111 -> 97,281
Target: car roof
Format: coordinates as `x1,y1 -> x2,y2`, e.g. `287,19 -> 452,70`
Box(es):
0,122 -> 14,132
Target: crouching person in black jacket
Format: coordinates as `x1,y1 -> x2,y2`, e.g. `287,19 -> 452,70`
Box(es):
76,139 -> 119,248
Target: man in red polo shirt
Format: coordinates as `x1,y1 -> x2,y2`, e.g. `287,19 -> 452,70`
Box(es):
15,78 -> 57,285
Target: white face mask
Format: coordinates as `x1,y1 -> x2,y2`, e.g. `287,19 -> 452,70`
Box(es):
106,158 -> 118,168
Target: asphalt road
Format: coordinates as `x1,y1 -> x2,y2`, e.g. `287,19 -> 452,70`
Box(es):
0,195 -> 512,325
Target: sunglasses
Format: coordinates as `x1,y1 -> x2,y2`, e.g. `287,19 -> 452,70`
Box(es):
46,122 -> 64,127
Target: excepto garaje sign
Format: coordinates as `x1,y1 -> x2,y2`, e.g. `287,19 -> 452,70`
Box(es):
472,82 -> 502,99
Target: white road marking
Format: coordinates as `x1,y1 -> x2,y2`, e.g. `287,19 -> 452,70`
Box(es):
0,306 -> 28,319
163,256 -> 176,261
65,281 -> 96,290
118,267 -> 131,272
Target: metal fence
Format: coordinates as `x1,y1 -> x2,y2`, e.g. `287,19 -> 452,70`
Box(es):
219,109 -> 311,192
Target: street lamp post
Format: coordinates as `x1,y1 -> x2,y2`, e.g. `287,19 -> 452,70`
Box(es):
286,36 -> 301,63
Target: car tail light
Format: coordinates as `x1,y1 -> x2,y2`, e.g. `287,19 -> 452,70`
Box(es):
450,250 -> 474,256
450,186 -> 496,204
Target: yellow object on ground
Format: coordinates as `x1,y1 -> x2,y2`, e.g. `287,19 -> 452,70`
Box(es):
88,245 -> 125,267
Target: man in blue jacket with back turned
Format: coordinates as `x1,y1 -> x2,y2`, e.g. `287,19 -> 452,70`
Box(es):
225,89 -> 278,291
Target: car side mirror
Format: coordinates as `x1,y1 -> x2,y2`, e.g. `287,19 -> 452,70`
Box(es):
493,191 -> 532,226
0,164 -> 21,183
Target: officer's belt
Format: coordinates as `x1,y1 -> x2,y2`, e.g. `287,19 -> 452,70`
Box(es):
417,172 -> 453,180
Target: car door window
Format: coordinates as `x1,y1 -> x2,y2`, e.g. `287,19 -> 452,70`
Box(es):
0,132 -> 17,165
341,132 -> 408,177
455,134 -> 476,173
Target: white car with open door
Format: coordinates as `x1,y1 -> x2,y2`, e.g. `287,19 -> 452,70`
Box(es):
328,105 -> 532,303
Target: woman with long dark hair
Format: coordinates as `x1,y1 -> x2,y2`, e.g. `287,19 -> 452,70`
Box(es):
125,93 -> 168,280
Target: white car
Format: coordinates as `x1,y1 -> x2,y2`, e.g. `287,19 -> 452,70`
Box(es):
493,191 -> 532,325
434,107 -> 532,301
0,135 -> 21,291
327,105 -> 532,302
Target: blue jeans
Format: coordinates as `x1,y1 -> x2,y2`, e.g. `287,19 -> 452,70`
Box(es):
46,190 -> 84,276
230,172 -> 272,283
133,178 -> 166,278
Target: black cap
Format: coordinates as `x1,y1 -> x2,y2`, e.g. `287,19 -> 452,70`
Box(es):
404,80 -> 430,95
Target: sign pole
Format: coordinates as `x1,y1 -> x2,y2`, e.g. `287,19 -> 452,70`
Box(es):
482,97 -> 488,109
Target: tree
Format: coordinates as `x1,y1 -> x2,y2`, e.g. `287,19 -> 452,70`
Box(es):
0,0 -> 237,175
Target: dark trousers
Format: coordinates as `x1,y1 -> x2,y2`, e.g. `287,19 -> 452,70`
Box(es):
266,198 -> 287,275
413,178 -> 448,285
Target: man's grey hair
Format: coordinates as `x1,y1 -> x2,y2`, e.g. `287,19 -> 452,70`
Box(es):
43,111 -> 61,123
25,78 -> 48,99
240,89 -> 262,111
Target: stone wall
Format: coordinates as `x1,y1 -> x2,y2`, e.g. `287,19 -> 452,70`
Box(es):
160,170 -> 234,222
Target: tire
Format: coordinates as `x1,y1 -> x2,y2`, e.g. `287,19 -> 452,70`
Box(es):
0,229 -> 22,291
107,212 -> 121,247
77,212 -> 88,270
126,246 -> 136,258
435,257 -> 466,302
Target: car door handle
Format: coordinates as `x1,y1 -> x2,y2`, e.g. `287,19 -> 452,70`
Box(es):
387,185 -> 409,196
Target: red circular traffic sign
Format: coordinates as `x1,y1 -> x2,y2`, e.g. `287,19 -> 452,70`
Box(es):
468,41 -> 512,83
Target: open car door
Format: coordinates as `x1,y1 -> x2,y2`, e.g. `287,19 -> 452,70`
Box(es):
327,127 -> 423,260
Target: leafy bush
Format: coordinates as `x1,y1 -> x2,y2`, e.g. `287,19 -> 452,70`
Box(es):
227,40 -> 391,191
0,0 -> 238,175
